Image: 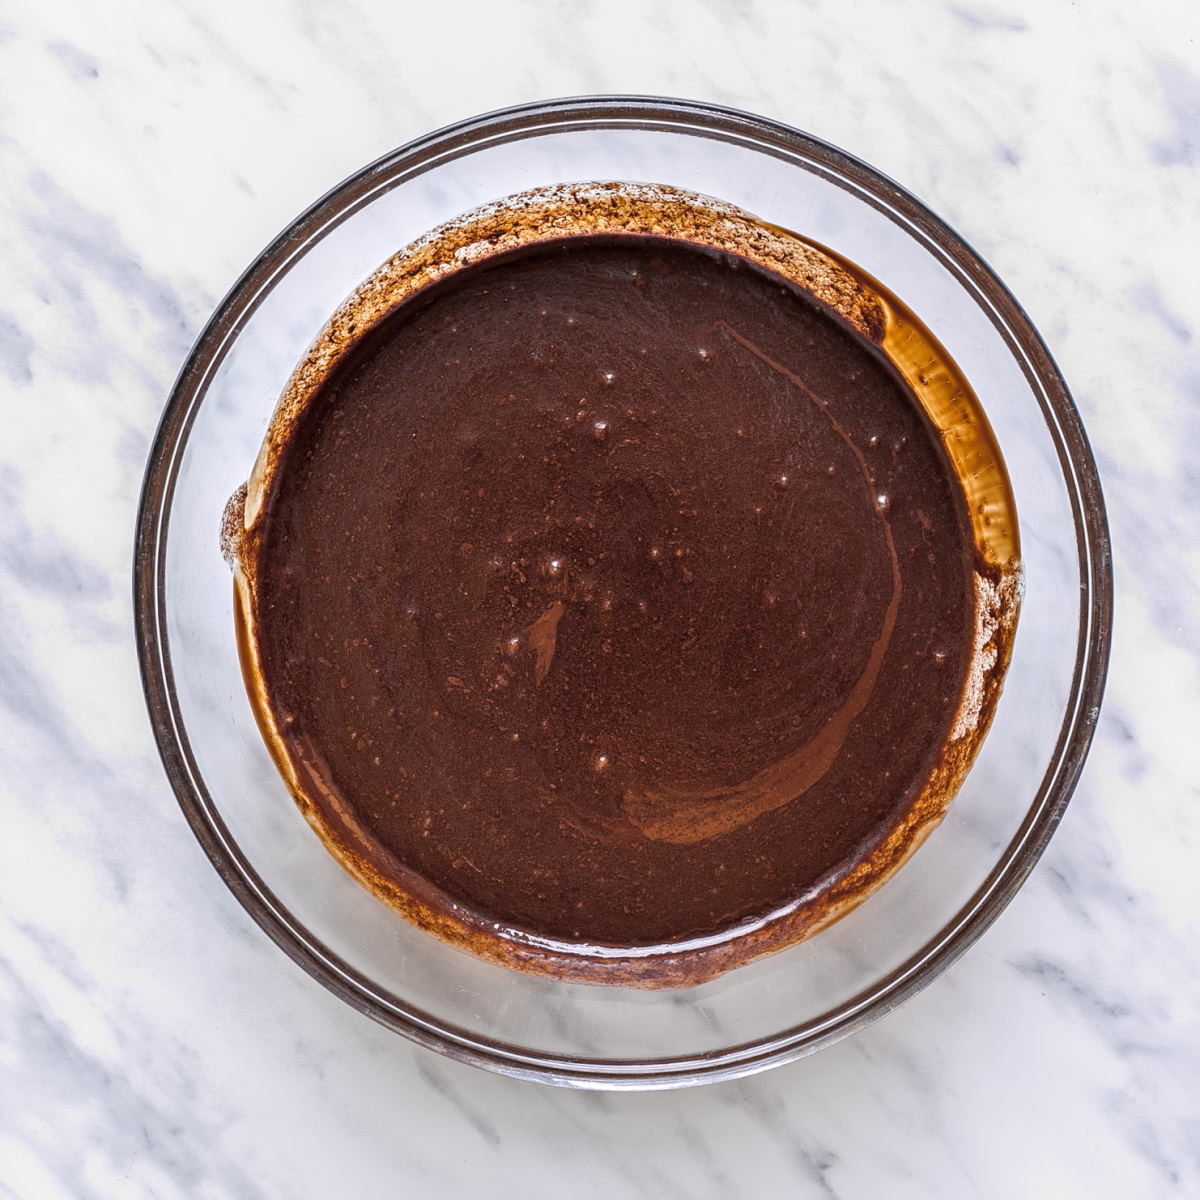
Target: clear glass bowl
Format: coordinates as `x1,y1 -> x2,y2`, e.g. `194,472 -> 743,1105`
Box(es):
135,96 -> 1112,1090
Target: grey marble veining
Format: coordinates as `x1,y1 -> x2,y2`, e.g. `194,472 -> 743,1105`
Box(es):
2,1 -> 1198,1196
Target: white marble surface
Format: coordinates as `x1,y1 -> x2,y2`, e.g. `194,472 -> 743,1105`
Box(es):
2,0 -> 1198,1195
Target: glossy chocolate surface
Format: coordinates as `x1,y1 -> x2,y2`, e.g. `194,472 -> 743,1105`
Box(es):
250,234 -> 980,953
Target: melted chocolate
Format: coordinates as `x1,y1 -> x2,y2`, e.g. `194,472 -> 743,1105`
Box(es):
252,236 -> 978,954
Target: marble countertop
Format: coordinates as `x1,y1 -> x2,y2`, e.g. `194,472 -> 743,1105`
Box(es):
3,1 -> 1198,1196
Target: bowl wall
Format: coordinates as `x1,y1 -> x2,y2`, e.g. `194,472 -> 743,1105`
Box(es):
136,97 -> 1110,1088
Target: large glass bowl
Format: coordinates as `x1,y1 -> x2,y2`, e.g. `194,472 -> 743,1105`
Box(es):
135,97 -> 1112,1090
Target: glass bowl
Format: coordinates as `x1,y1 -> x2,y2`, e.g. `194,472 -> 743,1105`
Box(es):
135,96 -> 1112,1090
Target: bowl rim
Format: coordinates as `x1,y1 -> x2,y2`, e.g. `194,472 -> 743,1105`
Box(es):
134,94 -> 1113,1090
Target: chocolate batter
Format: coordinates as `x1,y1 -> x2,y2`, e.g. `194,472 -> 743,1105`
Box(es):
247,234 -> 984,964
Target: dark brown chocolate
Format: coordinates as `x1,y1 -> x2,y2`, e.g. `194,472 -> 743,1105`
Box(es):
249,235 -> 979,958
